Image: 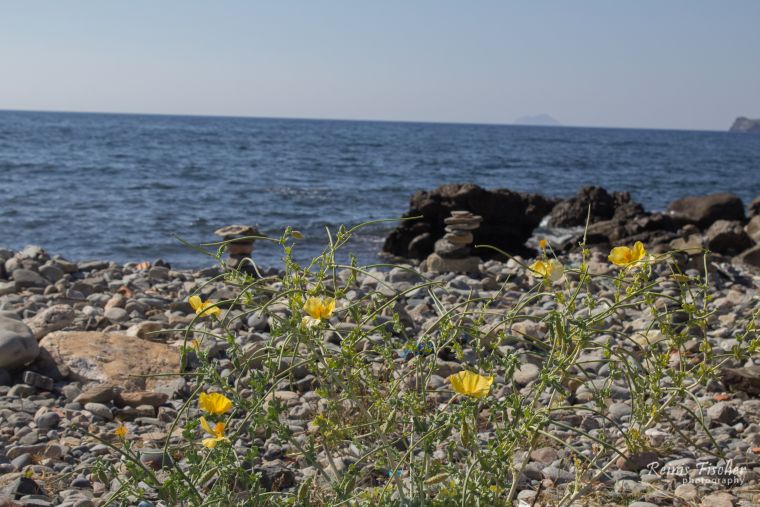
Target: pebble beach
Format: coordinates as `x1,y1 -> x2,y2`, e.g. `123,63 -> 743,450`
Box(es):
0,239 -> 759,506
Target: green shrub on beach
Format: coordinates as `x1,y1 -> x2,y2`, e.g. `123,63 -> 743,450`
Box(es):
92,222 -> 758,506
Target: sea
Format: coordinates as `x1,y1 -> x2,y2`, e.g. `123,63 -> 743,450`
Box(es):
1,110 -> 759,268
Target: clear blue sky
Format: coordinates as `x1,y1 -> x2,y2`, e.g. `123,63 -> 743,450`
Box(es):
1,1 -> 758,130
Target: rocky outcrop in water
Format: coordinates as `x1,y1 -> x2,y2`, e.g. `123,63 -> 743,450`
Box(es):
385,186 -> 760,270
382,183 -> 557,259
547,186 -> 637,227
667,193 -> 746,228
729,117 -> 760,133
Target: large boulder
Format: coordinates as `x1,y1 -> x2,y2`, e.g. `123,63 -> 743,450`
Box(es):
0,316 -> 39,369
548,186 -> 634,228
705,220 -> 754,255
38,331 -> 180,390
383,184 -> 556,259
667,193 -> 745,229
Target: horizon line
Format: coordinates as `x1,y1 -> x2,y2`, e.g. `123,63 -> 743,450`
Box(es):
0,107 -> 729,134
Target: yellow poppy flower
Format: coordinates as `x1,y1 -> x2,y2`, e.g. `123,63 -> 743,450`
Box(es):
302,296 -> 336,328
114,422 -> 128,439
608,241 -> 647,267
448,371 -> 494,398
529,259 -> 564,283
539,239 -> 548,251
198,392 -> 233,415
189,295 -> 221,317
199,416 -> 228,449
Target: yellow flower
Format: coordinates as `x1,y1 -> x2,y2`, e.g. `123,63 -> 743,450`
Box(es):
608,241 -> 647,267
115,422 -> 128,439
301,296 -> 336,328
538,239 -> 548,251
448,371 -> 494,398
189,295 -> 221,317
529,259 -> 564,283
198,392 -> 233,415
199,416 -> 228,449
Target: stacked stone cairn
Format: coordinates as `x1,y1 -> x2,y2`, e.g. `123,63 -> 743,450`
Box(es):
425,210 -> 483,273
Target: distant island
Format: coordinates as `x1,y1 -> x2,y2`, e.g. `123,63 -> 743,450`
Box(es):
514,114 -> 561,126
729,116 -> 760,133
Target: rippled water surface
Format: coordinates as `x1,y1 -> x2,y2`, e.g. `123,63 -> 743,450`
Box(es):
1,110 -> 758,267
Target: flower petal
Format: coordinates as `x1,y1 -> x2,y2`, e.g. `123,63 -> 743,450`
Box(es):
199,392 -> 232,415
303,297 -> 322,320
448,371 -> 493,398
189,295 -> 202,311
608,246 -> 631,266
548,260 -> 564,282
199,416 -> 213,435
632,241 -> 646,262
322,298 -> 336,319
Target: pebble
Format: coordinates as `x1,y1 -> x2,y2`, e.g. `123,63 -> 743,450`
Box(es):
513,363 -> 540,386
84,402 -> 113,420
104,307 -> 128,323
34,411 -> 61,430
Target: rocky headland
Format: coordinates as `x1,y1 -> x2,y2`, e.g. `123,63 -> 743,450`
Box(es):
730,117 -> 760,133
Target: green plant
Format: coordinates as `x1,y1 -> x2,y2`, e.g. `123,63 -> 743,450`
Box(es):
95,221 -> 758,506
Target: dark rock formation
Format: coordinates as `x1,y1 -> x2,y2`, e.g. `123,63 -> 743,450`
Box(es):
705,220 -> 753,255
552,188 -> 679,251
666,193 -> 746,229
384,185 -> 759,267
729,117 -> 760,133
382,184 -> 557,259
548,186 -> 634,228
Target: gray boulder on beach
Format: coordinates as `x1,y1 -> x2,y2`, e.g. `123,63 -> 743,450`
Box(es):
667,192 -> 745,228
0,316 -> 39,369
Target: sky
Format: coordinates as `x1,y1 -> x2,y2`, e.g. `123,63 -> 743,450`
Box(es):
1,1 -> 759,130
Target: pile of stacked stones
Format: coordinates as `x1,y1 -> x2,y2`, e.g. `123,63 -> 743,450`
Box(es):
425,211 -> 483,273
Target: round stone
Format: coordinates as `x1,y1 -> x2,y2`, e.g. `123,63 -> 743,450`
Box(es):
104,307 -> 128,323
34,412 -> 61,430
84,402 -> 113,420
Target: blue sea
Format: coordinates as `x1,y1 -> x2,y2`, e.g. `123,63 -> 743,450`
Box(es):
1,110 -> 759,268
